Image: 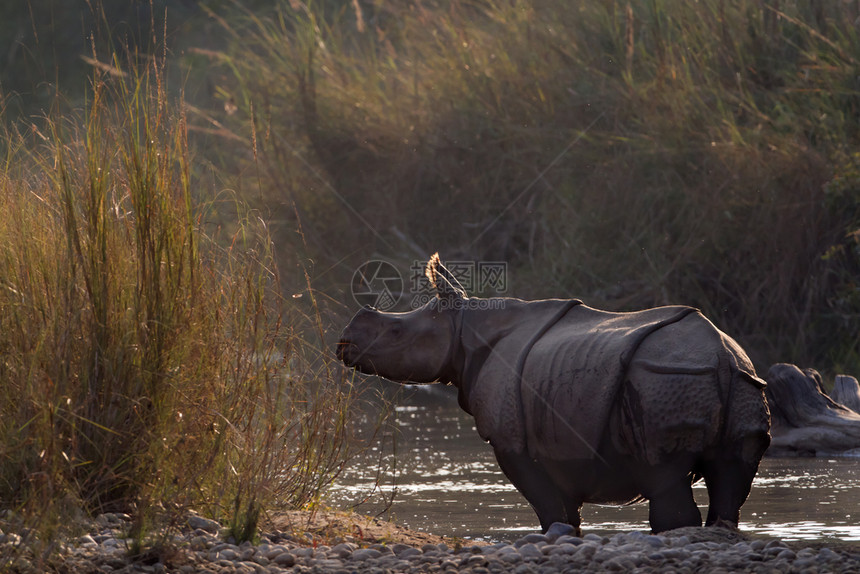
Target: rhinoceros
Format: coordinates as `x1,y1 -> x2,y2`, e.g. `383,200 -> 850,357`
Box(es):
337,254 -> 771,534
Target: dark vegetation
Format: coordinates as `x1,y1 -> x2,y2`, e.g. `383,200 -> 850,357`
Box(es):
213,0 -> 860,374
1,0 -> 860,562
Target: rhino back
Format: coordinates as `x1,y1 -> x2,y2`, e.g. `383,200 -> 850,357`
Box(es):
519,305 -> 698,460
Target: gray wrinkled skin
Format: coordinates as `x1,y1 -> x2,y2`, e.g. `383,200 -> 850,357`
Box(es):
338,254 -> 771,536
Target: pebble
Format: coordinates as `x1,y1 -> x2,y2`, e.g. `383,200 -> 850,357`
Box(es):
1,512 -> 859,573
517,543 -> 542,559
188,515 -> 222,534
352,548 -> 382,560
544,522 -> 574,542
273,552 -> 295,567
554,534 -> 583,546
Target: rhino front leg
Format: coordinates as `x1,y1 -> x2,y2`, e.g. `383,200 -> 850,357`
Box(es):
493,449 -> 579,534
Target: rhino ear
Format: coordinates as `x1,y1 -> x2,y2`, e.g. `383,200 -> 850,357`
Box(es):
425,253 -> 466,301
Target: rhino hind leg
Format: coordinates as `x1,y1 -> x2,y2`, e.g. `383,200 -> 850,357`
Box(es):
700,439 -> 765,527
642,457 -> 703,533
649,485 -> 702,533
493,449 -> 579,534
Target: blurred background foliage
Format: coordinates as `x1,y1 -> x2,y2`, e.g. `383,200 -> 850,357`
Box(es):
4,0 -> 860,370
2,0 -> 860,550
193,0 -> 860,374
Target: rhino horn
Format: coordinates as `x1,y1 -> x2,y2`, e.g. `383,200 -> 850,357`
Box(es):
425,253 -> 466,301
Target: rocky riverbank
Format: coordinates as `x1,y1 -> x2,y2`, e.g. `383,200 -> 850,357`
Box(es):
3,511 -> 860,573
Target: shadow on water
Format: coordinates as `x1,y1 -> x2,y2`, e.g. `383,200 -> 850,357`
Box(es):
332,384 -> 860,543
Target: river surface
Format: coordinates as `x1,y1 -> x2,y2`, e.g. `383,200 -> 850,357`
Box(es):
332,384 -> 860,543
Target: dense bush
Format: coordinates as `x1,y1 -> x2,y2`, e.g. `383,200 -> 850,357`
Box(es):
0,57 -> 364,551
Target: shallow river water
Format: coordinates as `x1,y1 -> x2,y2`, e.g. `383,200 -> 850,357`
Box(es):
332,385 -> 860,543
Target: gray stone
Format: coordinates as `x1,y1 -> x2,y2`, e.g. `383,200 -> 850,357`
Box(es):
263,545 -> 288,560
764,546 -> 786,556
501,552 -> 523,563
593,548 -> 618,563
582,533 -> 603,543
520,533 -> 548,545
330,542 -> 355,558
292,547 -> 314,558
518,543 -> 543,559
539,544 -> 557,555
466,554 -> 489,567
188,515 -> 221,534
352,548 -> 382,560
554,535 -> 583,546
604,556 -> 636,571
777,549 -> 796,561
818,547 -> 840,562
548,543 -> 578,556
575,543 -> 597,560
217,548 -> 239,561
545,522 -> 575,542
391,543 -> 413,555
660,548 -> 689,560
190,536 -> 210,551
792,557 -> 817,569
396,547 -> 421,559
273,552 -> 295,567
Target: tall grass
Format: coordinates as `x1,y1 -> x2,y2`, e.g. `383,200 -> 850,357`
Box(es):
204,0 -> 860,374
0,53 -> 364,558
